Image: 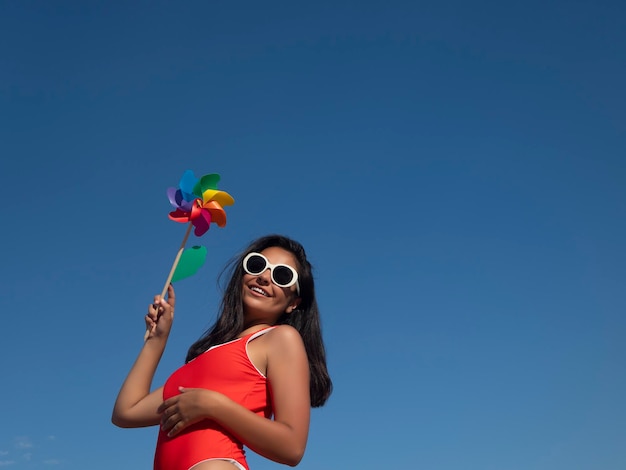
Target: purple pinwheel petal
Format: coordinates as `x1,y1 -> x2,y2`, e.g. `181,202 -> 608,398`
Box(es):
167,187 -> 180,208
178,195 -> 194,211
192,209 -> 212,236
167,188 -> 196,211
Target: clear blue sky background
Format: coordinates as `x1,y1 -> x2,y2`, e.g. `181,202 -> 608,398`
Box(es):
1,1 -> 624,469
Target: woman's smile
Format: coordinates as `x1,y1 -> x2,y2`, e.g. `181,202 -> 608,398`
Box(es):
249,285 -> 270,297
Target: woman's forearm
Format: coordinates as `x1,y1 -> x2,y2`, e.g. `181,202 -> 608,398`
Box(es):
211,393 -> 309,466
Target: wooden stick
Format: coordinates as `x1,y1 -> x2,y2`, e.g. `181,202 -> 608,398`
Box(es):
160,221 -> 194,298
144,222 -> 194,341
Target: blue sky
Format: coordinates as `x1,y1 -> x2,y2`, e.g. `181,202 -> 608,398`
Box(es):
1,1 -> 624,469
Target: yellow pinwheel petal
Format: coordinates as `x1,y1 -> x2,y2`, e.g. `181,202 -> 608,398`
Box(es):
202,189 -> 235,207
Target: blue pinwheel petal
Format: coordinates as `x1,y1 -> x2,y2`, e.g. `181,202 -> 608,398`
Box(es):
179,170 -> 199,201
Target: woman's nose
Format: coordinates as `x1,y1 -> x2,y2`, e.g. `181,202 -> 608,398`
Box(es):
256,268 -> 272,285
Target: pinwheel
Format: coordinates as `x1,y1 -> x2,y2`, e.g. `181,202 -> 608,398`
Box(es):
162,170 -> 235,294
145,170 -> 234,340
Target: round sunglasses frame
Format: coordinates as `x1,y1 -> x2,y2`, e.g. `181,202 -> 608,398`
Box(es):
243,252 -> 300,295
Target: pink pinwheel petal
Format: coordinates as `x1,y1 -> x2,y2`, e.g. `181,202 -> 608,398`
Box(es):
192,209 -> 212,236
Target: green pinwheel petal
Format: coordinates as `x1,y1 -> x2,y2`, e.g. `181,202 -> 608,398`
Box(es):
171,246 -> 208,283
193,173 -> 221,197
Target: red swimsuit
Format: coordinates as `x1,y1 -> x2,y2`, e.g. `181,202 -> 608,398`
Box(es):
154,328 -> 274,470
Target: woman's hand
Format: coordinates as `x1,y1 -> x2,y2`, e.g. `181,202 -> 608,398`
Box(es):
145,284 -> 176,340
158,387 -> 220,437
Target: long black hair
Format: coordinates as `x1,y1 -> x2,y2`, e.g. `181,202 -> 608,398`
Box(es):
185,234 -> 332,407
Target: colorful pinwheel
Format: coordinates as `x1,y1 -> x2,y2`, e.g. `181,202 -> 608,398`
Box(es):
167,170 -> 235,236
145,170 -> 234,341
165,170 -> 235,281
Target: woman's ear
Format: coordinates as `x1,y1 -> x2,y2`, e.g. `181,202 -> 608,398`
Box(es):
286,298 -> 301,314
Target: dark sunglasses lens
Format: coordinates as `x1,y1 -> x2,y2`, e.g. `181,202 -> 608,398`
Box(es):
246,255 -> 267,274
272,266 -> 294,286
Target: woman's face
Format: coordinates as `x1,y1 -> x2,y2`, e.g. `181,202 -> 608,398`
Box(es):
242,246 -> 301,323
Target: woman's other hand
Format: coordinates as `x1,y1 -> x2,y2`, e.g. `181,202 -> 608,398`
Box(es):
158,387 -> 218,437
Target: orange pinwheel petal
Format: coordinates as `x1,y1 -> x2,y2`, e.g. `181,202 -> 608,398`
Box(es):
203,200 -> 227,227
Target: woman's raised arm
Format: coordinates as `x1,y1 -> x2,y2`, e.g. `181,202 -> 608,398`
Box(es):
111,285 -> 176,428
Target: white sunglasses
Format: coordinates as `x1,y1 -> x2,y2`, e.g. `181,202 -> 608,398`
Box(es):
243,252 -> 300,295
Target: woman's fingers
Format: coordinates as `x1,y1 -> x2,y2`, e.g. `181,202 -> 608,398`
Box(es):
166,284 -> 176,308
160,413 -> 176,434
143,289 -> 176,340
158,400 -> 181,436
162,417 -> 181,437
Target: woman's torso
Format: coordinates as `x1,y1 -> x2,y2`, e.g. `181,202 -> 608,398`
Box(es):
154,327 -> 275,470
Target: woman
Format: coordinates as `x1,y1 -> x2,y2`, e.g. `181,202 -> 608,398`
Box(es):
112,235 -> 332,470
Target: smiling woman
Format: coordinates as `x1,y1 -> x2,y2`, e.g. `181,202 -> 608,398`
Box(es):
112,234 -> 332,470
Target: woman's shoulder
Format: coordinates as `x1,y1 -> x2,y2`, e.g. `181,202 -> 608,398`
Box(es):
267,324 -> 302,339
265,324 -> 305,350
